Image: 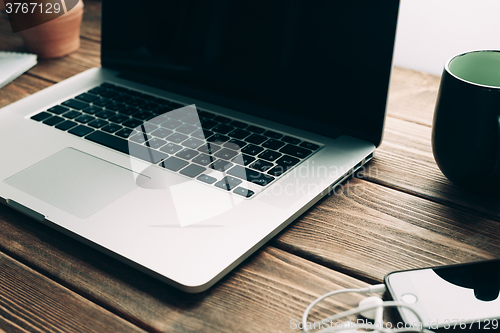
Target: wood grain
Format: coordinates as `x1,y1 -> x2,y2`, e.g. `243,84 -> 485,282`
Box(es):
0,205 -> 371,333
0,250 -> 146,333
365,117 -> 500,221
273,178 -> 500,284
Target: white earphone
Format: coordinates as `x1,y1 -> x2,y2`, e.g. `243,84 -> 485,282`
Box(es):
301,284 -> 435,333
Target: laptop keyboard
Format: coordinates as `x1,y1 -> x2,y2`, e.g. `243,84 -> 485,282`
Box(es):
30,83 -> 322,198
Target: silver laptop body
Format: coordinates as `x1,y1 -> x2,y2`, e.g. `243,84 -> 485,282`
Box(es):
0,0 -> 399,292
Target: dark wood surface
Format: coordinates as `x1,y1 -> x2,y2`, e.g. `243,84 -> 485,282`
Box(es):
1,2 -> 499,332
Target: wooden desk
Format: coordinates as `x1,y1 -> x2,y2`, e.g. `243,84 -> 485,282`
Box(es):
1,2 -> 499,332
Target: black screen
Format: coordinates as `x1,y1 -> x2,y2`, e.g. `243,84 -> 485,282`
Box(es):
102,0 -> 400,146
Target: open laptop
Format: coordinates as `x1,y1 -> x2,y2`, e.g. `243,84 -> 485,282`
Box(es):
0,0 -> 400,292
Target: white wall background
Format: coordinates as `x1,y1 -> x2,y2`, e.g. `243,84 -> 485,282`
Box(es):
393,0 -> 500,75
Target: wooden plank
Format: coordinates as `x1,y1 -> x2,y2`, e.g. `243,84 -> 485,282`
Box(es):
0,251 -> 147,333
80,0 -> 102,42
0,205 -> 375,333
365,116 -> 500,221
273,178 -> 500,284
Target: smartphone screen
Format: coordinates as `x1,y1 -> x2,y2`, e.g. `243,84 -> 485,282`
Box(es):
385,259 -> 500,329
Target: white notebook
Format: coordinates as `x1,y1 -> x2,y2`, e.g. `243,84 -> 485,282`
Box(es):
0,51 -> 37,90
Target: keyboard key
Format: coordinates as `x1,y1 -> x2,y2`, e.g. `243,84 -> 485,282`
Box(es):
180,164 -> 206,178
200,119 -> 218,129
246,125 -> 265,134
93,98 -> 113,107
191,128 -> 213,140
280,144 -> 312,159
133,110 -> 154,121
192,153 -> 216,166
250,159 -> 274,172
145,138 -> 167,149
215,176 -> 242,191
176,148 -> 199,160
233,187 -> 254,198
130,133 -> 153,144
101,123 -> 122,133
75,114 -> 95,124
55,120 -> 77,131
82,105 -> 103,115
282,136 -> 301,145
151,128 -> 173,138
88,86 -> 107,95
115,128 -> 136,138
76,93 -> 99,103
299,141 -> 320,150
88,119 -> 109,128
137,122 -> 158,133
276,155 -> 299,167
176,123 -> 197,135
96,110 -> 116,119
197,174 -> 217,184
48,105 -> 69,114
224,138 -> 247,150
120,107 -> 139,116
166,132 -> 188,144
259,150 -> 282,162
263,130 -> 283,139
100,90 -> 119,98
149,115 -> 168,125
212,124 -> 234,134
161,119 -> 182,130
161,157 -> 189,171
182,137 -> 205,149
106,102 -> 126,112
85,131 -> 128,153
214,148 -> 238,160
245,134 -> 267,145
267,165 -> 288,177
227,165 -> 275,186
198,143 -> 221,154
43,116 -> 65,126
228,129 -> 250,140
207,133 -> 230,143
232,154 -> 255,166
261,139 -> 285,150
62,99 -> 89,110
62,110 -> 81,119
160,142 -> 182,154
68,125 -> 94,137
209,160 -> 233,172
31,112 -> 52,121
108,114 -> 130,124
241,144 -> 264,156
122,118 -> 143,128
229,120 -> 248,129
180,114 -> 199,125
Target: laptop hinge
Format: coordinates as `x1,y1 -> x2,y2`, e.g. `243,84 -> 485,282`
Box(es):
6,199 -> 45,222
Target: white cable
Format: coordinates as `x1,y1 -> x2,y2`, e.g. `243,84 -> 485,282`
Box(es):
301,285 -> 435,333
301,284 -> 386,333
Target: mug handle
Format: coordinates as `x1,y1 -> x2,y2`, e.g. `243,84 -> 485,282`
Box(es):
490,115 -> 500,179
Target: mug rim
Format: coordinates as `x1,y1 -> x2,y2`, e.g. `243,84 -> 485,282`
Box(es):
445,49 -> 500,90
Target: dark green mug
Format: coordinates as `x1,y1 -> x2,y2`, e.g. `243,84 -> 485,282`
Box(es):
432,50 -> 500,194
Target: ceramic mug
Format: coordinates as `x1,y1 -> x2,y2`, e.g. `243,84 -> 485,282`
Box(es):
432,50 -> 500,194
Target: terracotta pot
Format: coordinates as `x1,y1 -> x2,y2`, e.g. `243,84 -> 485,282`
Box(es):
19,0 -> 83,59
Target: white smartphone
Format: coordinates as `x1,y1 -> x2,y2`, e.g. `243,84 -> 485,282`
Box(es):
385,259 -> 500,331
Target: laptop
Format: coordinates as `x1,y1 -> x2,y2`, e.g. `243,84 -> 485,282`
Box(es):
0,0 -> 400,292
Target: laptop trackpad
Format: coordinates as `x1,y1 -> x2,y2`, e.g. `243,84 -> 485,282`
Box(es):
4,148 -> 148,219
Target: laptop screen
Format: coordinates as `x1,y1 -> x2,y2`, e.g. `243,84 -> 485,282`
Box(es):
102,0 -> 400,146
